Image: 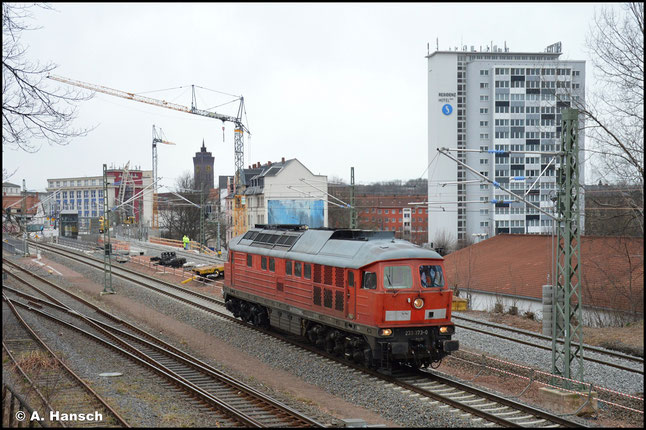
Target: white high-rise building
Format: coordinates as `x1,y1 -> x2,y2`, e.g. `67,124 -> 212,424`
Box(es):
426,42 -> 585,247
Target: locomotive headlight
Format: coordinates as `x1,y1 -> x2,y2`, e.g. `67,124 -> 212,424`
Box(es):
413,298 -> 424,309
380,328 -> 393,337
439,326 -> 453,334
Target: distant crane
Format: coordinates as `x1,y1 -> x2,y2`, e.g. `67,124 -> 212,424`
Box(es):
152,125 -> 176,229
47,74 -> 251,235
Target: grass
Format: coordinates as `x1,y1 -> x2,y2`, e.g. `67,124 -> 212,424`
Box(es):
15,350 -> 59,372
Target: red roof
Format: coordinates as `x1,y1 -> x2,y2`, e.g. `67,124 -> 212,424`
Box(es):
2,195 -> 40,215
443,234 -> 644,314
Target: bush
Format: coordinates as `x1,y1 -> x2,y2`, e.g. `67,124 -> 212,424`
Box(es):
508,305 -> 518,316
524,311 -> 536,320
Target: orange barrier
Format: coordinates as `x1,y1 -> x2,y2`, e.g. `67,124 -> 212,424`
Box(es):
149,236 -> 218,255
97,237 -> 131,252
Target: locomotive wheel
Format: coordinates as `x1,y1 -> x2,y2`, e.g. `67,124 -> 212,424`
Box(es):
239,302 -> 252,322
252,306 -> 269,328
225,298 -> 241,317
363,348 -> 374,368
325,330 -> 341,355
306,324 -> 323,345
246,305 -> 259,323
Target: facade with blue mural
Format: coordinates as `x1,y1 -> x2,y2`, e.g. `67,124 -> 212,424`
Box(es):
268,199 -> 325,228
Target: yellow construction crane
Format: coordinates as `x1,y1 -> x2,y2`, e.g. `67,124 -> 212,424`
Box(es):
47,74 -> 251,235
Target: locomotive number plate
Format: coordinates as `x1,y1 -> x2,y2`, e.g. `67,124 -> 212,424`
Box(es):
405,329 -> 428,336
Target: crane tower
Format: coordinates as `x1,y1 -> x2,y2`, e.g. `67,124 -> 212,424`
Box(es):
47,75 -> 250,235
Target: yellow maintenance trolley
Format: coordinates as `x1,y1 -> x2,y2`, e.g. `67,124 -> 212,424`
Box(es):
191,264 -> 225,280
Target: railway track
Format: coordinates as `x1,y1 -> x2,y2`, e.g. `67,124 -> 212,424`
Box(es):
6,246 -> 588,427
452,314 -> 643,375
2,263 -> 325,428
28,239 -> 643,378
2,297 -> 130,428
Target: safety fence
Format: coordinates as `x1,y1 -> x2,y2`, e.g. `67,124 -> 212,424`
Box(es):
149,236 -> 218,256
128,255 -> 216,287
97,237 -> 131,253
2,383 -> 44,428
451,349 -> 644,418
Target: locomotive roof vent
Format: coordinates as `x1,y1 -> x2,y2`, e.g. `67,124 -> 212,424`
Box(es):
328,229 -> 395,241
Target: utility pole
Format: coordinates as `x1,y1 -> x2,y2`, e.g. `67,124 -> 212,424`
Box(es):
22,180 -> 29,257
102,164 -> 115,295
199,186 -> 205,254
216,190 -> 222,255
551,108 -> 584,388
350,167 -> 357,229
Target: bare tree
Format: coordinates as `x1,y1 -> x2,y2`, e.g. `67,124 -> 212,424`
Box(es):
575,3 -> 644,234
158,172 -> 201,240
2,3 -> 92,153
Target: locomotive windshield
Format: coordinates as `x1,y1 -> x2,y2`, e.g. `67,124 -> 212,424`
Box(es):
383,266 -> 413,289
420,265 -> 444,288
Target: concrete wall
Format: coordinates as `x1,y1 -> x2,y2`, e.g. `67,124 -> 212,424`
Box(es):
427,53 -> 458,246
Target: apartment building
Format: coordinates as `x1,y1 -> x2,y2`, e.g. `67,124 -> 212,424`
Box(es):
224,158 -> 328,244
427,42 -> 585,247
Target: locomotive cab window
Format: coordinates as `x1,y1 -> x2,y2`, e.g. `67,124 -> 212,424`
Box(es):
269,257 -> 275,272
420,265 -> 445,288
384,266 -> 413,290
304,263 -> 311,279
348,271 -> 354,287
247,254 -> 253,267
261,256 -> 267,270
362,272 -> 376,290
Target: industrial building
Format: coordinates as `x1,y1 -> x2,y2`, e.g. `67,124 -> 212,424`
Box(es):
426,42 -> 586,247
46,165 -> 153,229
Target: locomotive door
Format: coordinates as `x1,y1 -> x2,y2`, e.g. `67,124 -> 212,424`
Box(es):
345,270 -> 357,320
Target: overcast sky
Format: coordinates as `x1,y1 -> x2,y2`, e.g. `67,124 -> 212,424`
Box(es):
4,2 -> 616,192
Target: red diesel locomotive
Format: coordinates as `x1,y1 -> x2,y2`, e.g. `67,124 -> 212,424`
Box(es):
223,225 -> 459,369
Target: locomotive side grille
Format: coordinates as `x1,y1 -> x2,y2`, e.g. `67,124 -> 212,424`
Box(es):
313,264 -> 322,283
277,281 -> 283,292
334,290 -> 344,312
313,286 -> 322,306
334,267 -> 344,288
324,265 -> 333,285
323,288 -> 333,308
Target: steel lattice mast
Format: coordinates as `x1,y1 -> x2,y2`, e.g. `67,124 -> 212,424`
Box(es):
102,164 -> 115,295
552,108 -> 584,387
